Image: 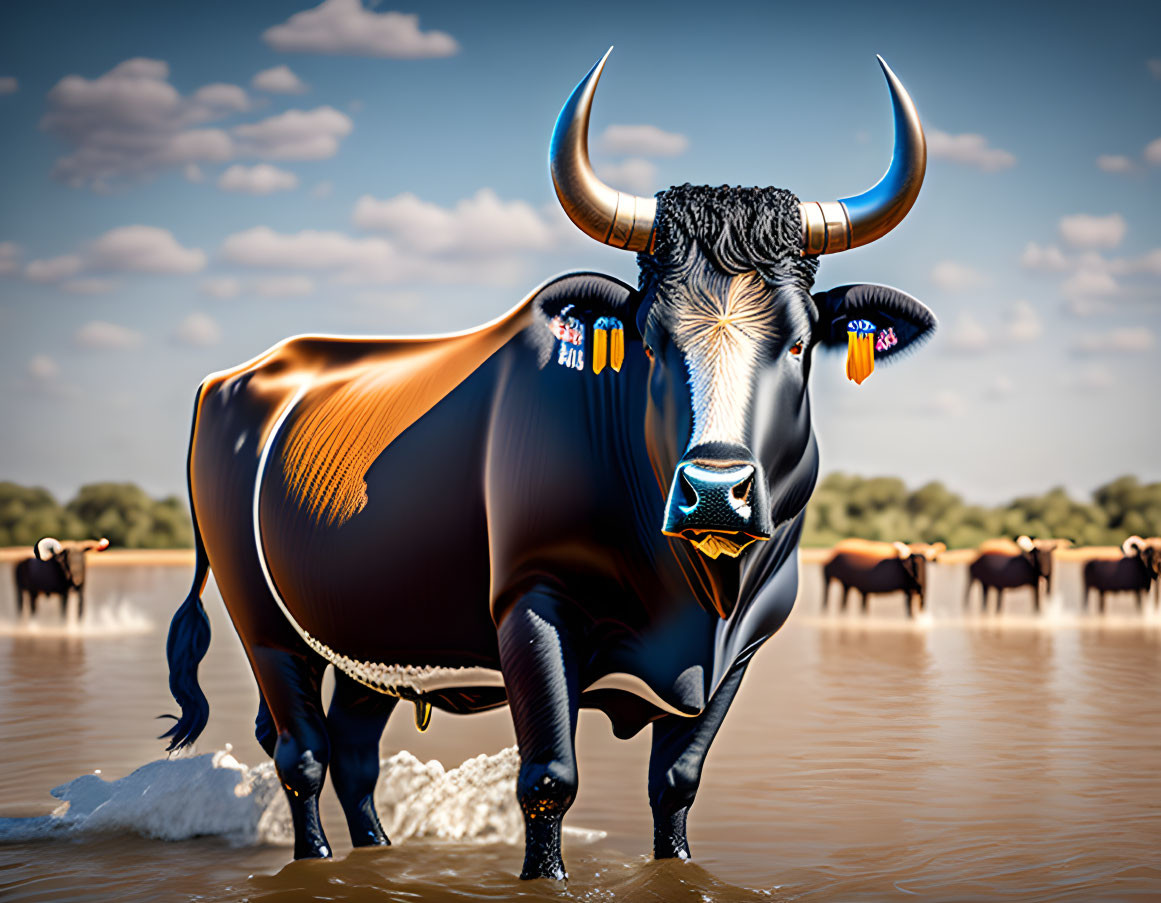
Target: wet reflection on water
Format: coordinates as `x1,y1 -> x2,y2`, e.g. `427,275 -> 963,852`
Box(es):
0,562 -> 1159,901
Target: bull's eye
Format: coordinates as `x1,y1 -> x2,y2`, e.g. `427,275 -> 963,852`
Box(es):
788,340 -> 804,357
643,344 -> 654,362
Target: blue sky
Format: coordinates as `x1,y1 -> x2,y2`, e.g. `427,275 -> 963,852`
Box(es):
1,0 -> 1158,504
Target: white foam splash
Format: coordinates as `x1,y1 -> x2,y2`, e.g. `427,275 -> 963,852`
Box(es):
0,746 -> 605,848
0,597 -> 153,637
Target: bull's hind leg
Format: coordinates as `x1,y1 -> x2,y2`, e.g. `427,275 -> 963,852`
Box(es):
648,661 -> 747,859
251,645 -> 332,859
498,590 -> 580,881
327,669 -> 398,847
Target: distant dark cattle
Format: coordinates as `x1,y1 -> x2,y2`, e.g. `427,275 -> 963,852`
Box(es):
13,536 -> 109,618
1082,536 -> 1158,612
822,539 -> 943,618
964,536 -> 1067,613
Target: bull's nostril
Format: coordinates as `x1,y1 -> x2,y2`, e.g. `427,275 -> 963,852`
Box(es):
677,467 -> 699,514
729,473 -> 753,519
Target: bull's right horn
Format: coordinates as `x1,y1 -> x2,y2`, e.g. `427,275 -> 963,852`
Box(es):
892,541 -> 911,559
35,537 -> 62,560
550,48 -> 657,253
800,56 -> 926,255
1016,535 -> 1035,552
1122,535 -> 1144,556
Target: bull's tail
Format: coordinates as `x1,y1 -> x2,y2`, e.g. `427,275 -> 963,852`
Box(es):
160,385 -> 212,751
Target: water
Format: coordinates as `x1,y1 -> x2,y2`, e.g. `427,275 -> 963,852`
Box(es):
0,556 -> 1158,901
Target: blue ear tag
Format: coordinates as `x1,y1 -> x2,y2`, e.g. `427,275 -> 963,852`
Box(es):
550,305 -> 585,372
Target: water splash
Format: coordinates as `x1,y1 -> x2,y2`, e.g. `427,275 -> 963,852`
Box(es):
0,746 -> 605,848
0,597 -> 153,638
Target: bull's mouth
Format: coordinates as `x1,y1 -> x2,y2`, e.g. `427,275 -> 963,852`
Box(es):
679,530 -> 764,560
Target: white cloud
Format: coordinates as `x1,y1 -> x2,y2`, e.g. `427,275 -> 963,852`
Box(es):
931,259 -> 987,292
88,225 -> 206,273
1149,59 -> 1161,80
223,226 -> 392,269
1145,137 -> 1161,166
173,312 -> 222,346
233,106 -> 352,160
74,320 -> 145,349
28,355 -> 59,380
598,124 -> 688,157
1126,248 -> 1161,277
1097,154 -> 1135,174
311,180 -> 333,199
984,375 -> 1014,401
921,390 -> 966,418
61,277 -> 117,295
1058,213 -> 1126,249
928,129 -> 1016,172
218,163 -> 299,194
947,312 -> 989,352
1061,259 -> 1118,314
1020,242 -> 1070,272
596,158 -> 657,195
252,65 -> 308,95
25,254 -> 84,283
352,189 -> 556,255
1006,300 -> 1042,343
0,77 -> 17,95
1072,327 -> 1155,355
41,58 -> 251,188
200,277 -> 241,299
0,241 -> 22,275
1068,364 -> 1115,392
254,275 -> 316,297
184,163 -> 205,183
263,0 -> 459,58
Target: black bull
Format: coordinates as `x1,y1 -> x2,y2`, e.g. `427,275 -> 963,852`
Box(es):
163,61 -> 936,880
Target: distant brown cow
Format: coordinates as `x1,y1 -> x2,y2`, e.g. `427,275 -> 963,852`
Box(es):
14,536 -> 109,618
1082,536 -> 1158,612
965,536 -> 1068,614
822,539 -> 944,618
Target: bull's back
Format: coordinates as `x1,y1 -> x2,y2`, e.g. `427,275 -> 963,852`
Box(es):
970,553 -> 1033,588
825,551 -> 905,592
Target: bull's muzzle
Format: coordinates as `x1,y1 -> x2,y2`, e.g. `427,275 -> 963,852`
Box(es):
661,460 -> 772,559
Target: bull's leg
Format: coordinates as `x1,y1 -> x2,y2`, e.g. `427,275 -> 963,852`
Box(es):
76,585 -> 85,621
649,662 -> 747,860
29,591 -> 39,617
859,591 -> 868,613
995,589 -> 1004,613
251,645 -> 332,860
1099,591 -> 1106,614
498,591 -> 580,881
327,669 -> 398,847
841,585 -> 852,611
820,578 -> 829,611
1032,580 -> 1040,614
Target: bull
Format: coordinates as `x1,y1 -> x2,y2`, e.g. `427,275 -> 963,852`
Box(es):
162,50 -> 935,879
964,536 -> 1066,613
822,539 -> 944,617
14,536 -> 109,618
1082,536 -> 1158,612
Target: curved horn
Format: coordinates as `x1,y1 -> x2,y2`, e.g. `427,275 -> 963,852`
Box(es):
550,48 -> 657,253
35,537 -> 62,561
800,56 -> 926,255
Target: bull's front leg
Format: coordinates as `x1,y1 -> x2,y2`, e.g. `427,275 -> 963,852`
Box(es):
648,661 -> 748,860
497,590 -> 580,880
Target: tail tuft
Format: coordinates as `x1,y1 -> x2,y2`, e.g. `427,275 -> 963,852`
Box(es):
160,568 -> 211,750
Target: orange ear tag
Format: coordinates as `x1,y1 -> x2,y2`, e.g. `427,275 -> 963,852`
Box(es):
846,319 -> 876,385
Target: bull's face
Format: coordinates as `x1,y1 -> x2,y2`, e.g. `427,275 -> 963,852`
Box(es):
642,258 -> 814,559
636,249 -> 934,561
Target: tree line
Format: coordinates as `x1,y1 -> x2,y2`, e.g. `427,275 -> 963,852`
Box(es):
2,475 -> 1158,551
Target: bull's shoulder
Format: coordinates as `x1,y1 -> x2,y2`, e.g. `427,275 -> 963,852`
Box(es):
976,538 -> 1022,556
830,538 -> 906,561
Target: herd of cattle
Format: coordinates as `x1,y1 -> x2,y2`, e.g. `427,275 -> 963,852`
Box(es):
12,533 -> 1160,620
822,535 -> 1161,616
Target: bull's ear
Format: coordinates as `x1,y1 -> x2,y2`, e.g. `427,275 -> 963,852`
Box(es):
812,284 -> 936,362
531,272 -> 642,374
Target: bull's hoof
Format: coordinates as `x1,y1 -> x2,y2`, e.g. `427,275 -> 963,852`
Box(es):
292,840 -> 332,860
653,806 -> 692,860
520,813 -> 567,880
351,829 -> 390,848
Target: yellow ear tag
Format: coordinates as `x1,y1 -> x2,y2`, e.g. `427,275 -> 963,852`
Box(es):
414,700 -> 432,732
846,319 -> 876,385
610,323 -> 625,372
593,317 -> 624,374
592,322 -> 609,374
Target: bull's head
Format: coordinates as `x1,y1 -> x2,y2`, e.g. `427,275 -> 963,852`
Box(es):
549,50 -> 935,567
35,536 -> 109,587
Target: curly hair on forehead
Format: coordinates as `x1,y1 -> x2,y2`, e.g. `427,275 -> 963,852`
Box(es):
638,184 -> 819,293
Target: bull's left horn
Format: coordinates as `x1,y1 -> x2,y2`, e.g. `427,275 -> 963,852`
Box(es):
800,56 -> 926,255
550,48 -> 657,253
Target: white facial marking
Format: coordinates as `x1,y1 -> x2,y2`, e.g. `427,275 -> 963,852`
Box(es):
673,272 -> 777,449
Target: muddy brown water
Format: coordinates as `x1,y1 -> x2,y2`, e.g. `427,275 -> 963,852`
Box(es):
0,558 -> 1158,902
